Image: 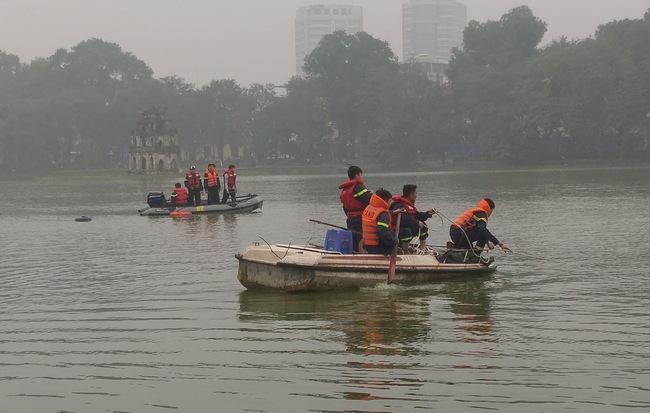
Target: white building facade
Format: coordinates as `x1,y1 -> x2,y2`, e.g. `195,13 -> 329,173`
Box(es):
402,0 -> 467,62
295,4 -> 363,76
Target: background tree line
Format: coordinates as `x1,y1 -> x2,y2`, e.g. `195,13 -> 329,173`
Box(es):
1,6 -> 649,172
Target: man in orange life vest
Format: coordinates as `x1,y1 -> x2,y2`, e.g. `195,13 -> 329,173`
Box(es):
389,184 -> 438,253
170,183 -> 188,206
362,188 -> 397,255
339,165 -> 372,252
449,198 -> 512,253
184,165 -> 203,206
203,163 -> 221,205
222,164 -> 237,203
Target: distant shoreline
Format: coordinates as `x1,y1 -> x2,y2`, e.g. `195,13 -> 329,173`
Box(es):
14,159 -> 650,181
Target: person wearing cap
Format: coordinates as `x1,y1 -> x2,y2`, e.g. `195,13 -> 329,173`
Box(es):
184,165 -> 203,206
221,164 -> 237,203
203,163 -> 221,205
449,198 -> 512,253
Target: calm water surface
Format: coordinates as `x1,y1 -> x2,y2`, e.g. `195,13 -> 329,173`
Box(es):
1,167 -> 649,412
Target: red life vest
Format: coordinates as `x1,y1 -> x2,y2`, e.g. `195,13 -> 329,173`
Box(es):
362,194 -> 392,247
223,169 -> 236,188
204,168 -> 219,188
186,171 -> 202,189
391,195 -> 419,218
339,179 -> 368,218
172,187 -> 188,205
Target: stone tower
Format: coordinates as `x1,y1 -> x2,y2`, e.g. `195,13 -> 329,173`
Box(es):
129,108 -> 181,172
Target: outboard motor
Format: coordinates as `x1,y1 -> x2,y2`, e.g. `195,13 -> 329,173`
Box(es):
147,191 -> 166,208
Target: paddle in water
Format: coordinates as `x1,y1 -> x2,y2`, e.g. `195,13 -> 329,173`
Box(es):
387,211 -> 402,284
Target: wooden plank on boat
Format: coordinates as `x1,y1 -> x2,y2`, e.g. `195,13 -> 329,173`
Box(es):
275,244 -> 342,254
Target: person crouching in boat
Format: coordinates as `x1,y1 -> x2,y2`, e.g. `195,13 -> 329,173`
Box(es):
362,188 -> 397,255
170,183 -> 188,206
449,198 -> 512,253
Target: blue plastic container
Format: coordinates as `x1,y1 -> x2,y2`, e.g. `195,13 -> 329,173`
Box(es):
324,229 -> 353,254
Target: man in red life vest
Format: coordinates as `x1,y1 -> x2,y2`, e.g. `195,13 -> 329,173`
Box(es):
390,184 -> 438,254
170,183 -> 188,206
184,165 -> 203,206
339,165 -> 372,252
222,164 -> 237,203
361,188 -> 397,255
449,198 -> 512,253
203,163 -> 221,205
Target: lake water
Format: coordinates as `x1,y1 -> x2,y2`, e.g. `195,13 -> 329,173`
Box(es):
1,166 -> 649,412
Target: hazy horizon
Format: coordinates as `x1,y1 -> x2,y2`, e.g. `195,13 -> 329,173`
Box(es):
1,0 -> 648,87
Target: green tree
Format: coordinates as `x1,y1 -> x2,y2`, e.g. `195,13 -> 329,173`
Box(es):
251,76 -> 331,161
0,51 -> 20,77
447,6 -> 547,161
362,62 -> 439,163
450,6 -> 546,72
304,31 -> 399,147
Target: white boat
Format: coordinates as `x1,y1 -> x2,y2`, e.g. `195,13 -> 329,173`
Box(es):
236,243 -> 497,292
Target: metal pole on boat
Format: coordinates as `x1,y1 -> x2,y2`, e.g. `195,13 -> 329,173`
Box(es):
308,218 -> 362,235
387,211 -> 402,284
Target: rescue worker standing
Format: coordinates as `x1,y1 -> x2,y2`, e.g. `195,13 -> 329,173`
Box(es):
390,184 -> 437,254
184,165 -> 203,206
449,198 -> 513,253
203,163 -> 221,205
222,164 -> 237,203
339,165 -> 372,252
362,188 -> 397,255
170,183 -> 188,206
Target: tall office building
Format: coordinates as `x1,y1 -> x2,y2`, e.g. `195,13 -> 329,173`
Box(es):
295,4 -> 363,75
402,0 -> 467,62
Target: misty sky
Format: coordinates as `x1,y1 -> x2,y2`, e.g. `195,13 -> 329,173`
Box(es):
1,0 -> 648,87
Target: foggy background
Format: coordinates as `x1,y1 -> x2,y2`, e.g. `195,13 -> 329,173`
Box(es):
1,0 -> 648,86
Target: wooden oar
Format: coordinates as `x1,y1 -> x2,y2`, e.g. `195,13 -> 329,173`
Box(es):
387,211 -> 402,284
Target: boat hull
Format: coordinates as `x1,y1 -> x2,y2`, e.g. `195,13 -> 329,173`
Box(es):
236,244 -> 496,292
139,194 -> 262,216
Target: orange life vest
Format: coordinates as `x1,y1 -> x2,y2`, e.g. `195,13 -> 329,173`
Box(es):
362,194 -> 392,247
204,168 -> 219,188
452,199 -> 492,231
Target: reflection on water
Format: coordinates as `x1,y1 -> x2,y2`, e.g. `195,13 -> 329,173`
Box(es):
446,280 -> 495,343
238,279 -> 498,405
239,278 -> 495,354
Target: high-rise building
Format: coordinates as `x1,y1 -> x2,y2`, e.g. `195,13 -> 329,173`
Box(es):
295,4 -> 363,76
402,0 -> 467,62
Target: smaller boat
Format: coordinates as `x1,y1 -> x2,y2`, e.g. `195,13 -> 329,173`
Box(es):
236,242 -> 497,292
139,192 -> 263,216
75,216 -> 92,222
